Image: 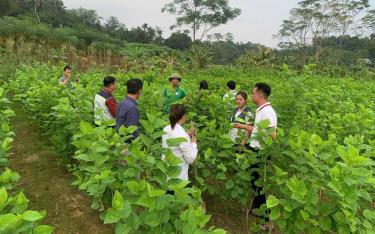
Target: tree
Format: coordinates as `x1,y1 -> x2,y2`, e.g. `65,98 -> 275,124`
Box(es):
164,32 -> 192,50
162,0 -> 241,42
278,0 -> 368,67
103,16 -> 126,38
0,0 -> 19,16
188,43 -> 213,68
330,0 -> 369,38
362,9 -> 375,37
68,7 -> 101,29
277,10 -> 313,69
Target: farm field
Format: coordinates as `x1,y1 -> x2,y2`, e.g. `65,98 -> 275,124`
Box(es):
1,63 -> 373,233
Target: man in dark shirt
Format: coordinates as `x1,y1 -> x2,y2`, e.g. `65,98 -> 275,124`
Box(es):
116,78 -> 143,140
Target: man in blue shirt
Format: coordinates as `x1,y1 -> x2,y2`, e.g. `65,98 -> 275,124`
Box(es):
116,78 -> 143,140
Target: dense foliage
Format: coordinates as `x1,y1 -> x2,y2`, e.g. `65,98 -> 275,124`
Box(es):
9,63 -> 375,233
0,87 -> 53,234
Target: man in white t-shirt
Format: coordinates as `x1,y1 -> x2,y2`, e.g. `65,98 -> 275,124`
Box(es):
233,82 -> 277,224
233,82 -> 277,150
249,83 -> 277,149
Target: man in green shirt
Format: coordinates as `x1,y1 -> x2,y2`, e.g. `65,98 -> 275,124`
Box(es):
163,73 -> 187,113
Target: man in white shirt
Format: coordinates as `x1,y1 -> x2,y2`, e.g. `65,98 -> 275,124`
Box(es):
94,76 -> 117,126
249,83 -> 277,149
233,83 -> 277,150
233,82 -> 277,223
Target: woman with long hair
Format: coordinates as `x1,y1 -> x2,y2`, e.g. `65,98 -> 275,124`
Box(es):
162,104 -> 198,181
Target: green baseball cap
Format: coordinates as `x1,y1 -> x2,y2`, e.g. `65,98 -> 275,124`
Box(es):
169,73 -> 182,82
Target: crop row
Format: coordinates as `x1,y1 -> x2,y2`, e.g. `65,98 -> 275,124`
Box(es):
10,63 -> 375,233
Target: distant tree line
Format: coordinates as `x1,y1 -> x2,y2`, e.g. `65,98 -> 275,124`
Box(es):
1,0 -> 375,70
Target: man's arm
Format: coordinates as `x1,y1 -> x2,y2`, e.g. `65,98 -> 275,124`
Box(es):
59,77 -> 70,86
105,97 -> 117,118
233,123 -> 254,132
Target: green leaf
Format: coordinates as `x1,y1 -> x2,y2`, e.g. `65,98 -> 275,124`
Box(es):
363,209 -> 375,220
75,154 -> 93,162
168,180 -> 190,190
266,195 -> 279,208
167,166 -> 181,178
0,187 -> 8,207
34,225 -> 54,234
112,191 -> 125,211
212,229 -> 227,234
0,214 -> 22,231
269,207 -> 280,220
225,180 -> 234,189
146,183 -> 166,197
80,121 -> 94,134
300,210 -> 310,220
286,176 -> 307,203
127,180 -> 146,194
310,134 -> 323,145
115,223 -> 131,234
104,208 -> 122,224
166,137 -> 187,147
165,150 -> 183,166
22,210 -> 45,221
143,212 -> 160,227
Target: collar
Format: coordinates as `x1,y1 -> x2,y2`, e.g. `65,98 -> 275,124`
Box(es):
101,88 -> 112,95
125,96 -> 137,105
256,102 -> 271,112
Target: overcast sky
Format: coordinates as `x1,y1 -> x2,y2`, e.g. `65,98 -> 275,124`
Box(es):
62,0 -> 370,47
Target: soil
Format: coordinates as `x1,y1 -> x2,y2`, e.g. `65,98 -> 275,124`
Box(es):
7,101 -> 274,234
9,102 -> 113,234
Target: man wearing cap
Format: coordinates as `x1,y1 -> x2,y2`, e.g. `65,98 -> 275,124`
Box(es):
163,73 -> 187,113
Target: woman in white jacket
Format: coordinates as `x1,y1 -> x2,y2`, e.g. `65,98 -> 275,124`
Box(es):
162,104 -> 198,181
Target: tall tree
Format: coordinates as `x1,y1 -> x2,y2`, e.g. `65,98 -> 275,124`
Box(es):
278,0 -> 368,66
68,7 -> 101,29
0,0 -> 19,16
162,0 -> 241,42
362,9 -> 375,38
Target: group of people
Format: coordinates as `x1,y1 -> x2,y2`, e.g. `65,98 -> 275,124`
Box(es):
60,66 -> 278,219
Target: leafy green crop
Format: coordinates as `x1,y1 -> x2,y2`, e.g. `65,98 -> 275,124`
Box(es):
0,87 -> 53,234
9,63 -> 375,233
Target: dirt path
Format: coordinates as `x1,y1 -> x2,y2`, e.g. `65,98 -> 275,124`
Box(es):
9,102 -> 113,234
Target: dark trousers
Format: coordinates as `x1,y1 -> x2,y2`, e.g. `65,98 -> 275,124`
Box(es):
248,147 -> 269,221
250,163 -> 266,210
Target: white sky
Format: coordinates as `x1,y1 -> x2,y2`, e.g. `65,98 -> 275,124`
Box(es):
63,0 -> 374,48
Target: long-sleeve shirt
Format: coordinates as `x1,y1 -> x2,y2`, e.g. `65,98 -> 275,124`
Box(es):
162,124 -> 198,181
115,96 -> 140,139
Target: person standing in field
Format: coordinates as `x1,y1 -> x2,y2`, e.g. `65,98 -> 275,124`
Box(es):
163,73 -> 187,113
233,82 -> 277,224
94,76 -> 117,126
229,91 -> 254,146
222,80 -> 237,101
59,65 -> 79,88
162,104 -> 198,181
116,78 -> 143,140
199,80 -> 209,90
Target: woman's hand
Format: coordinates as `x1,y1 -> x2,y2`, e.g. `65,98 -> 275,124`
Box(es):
233,123 -> 254,132
188,126 -> 197,136
191,134 -> 197,143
